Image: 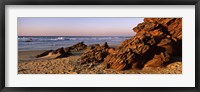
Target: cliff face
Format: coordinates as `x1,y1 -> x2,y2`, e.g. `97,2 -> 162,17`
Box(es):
103,18 -> 182,70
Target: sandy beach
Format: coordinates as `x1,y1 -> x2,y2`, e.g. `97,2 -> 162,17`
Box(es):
18,49 -> 182,74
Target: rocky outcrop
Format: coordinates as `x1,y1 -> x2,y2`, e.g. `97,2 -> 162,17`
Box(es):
86,44 -> 100,50
36,42 -> 87,59
103,18 -> 182,70
36,47 -> 72,59
79,42 -> 113,64
36,50 -> 53,58
65,41 -> 87,51
53,47 -> 72,59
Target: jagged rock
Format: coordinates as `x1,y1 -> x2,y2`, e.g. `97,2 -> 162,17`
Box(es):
36,47 -> 71,59
54,47 -> 71,59
63,42 -> 87,52
108,48 -> 115,54
144,52 -> 170,67
36,50 -> 53,58
36,41 -> 87,59
104,18 -> 182,70
64,47 -> 72,52
79,42 -> 110,64
87,44 -> 100,50
70,41 -> 87,51
52,47 -> 65,54
102,42 -> 109,48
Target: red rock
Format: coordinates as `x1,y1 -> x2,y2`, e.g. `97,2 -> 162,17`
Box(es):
79,42 -> 110,64
70,41 -> 87,51
36,50 -> 53,58
103,18 -> 182,70
108,48 -> 115,54
36,47 -> 71,59
87,44 -> 100,50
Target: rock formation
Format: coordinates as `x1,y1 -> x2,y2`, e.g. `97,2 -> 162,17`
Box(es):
65,41 -> 87,51
103,18 -> 182,70
36,50 -> 53,58
86,44 -> 100,50
79,18 -> 182,70
36,41 -> 87,59
36,47 -> 71,59
79,42 -> 113,64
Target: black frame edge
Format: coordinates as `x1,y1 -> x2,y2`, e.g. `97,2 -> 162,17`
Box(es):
195,0 -> 200,90
0,0 -> 5,91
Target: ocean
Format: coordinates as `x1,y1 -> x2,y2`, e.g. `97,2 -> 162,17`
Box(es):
18,36 -> 132,51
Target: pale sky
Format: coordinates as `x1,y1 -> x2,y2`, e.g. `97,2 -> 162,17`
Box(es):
18,17 -> 144,36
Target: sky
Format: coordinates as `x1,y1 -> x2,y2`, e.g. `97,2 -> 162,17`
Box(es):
18,17 -> 144,36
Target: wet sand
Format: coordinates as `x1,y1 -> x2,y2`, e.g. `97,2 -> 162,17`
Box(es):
18,49 -> 182,74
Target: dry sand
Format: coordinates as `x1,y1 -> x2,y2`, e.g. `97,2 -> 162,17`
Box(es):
18,50 -> 182,74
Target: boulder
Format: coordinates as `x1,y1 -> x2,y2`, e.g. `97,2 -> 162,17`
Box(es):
36,47 -> 72,59
70,41 -> 87,51
64,47 -> 72,52
108,48 -> 115,54
36,41 -> 87,59
36,50 -> 53,58
87,44 -> 100,50
54,47 -> 71,59
79,42 -> 110,64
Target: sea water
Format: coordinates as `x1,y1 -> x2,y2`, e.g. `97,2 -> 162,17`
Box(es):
18,36 -> 131,51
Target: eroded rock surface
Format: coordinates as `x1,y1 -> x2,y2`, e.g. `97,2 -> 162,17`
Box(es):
79,42 -> 113,64
36,42 -> 87,59
65,41 -> 87,51
103,18 -> 182,70
79,18 -> 182,70
36,47 -> 71,59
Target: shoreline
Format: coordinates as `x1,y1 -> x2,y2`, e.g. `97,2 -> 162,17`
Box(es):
18,43 -> 119,52
18,43 -> 119,62
18,39 -> 182,74
18,48 -> 182,74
